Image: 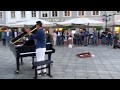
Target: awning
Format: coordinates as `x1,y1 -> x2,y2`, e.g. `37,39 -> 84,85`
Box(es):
8,18 -> 54,27
57,18 -> 104,26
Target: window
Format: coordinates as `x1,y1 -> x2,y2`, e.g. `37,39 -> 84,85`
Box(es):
64,11 -> 71,17
41,11 -> 49,18
11,11 -> 15,18
0,11 -> 3,19
51,11 -> 58,17
31,11 -> 36,17
21,11 -> 26,18
78,11 -> 85,16
92,11 -> 100,16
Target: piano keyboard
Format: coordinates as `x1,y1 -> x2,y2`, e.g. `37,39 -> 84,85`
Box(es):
20,50 -> 53,55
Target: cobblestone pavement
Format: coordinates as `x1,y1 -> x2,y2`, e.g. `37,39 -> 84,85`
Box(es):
0,42 -> 120,79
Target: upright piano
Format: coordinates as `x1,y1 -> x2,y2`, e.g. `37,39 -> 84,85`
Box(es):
10,25 -> 55,74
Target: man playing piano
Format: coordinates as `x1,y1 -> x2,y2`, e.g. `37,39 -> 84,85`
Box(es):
25,21 -> 46,75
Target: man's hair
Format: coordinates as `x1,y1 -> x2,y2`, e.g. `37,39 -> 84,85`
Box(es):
36,21 -> 42,27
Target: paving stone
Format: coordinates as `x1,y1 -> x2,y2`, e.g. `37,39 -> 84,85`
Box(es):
99,74 -> 113,79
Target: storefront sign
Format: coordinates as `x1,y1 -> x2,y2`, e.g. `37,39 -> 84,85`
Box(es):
43,18 -> 69,22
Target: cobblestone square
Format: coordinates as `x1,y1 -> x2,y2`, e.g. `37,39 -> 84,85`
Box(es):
0,42 -> 120,79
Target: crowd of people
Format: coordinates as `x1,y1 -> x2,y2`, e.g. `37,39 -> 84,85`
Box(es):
46,28 -> 120,49
0,27 -> 20,46
72,28 -> 114,46
46,29 -> 73,46
0,27 -> 120,49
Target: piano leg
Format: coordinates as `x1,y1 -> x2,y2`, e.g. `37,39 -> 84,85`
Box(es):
33,66 -> 37,79
47,53 -> 53,77
32,56 -> 35,69
21,57 -> 24,65
15,57 -> 20,74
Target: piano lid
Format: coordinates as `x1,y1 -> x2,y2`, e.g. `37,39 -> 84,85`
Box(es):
11,25 -> 37,45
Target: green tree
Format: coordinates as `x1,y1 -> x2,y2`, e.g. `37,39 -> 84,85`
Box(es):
63,25 -> 74,30
95,26 -> 103,31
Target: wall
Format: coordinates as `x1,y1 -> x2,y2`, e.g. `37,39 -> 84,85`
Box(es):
5,11 -> 39,24
0,11 -> 119,26
0,11 -> 6,24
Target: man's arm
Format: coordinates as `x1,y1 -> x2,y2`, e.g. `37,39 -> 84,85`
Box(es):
25,28 -> 41,39
30,33 -> 41,39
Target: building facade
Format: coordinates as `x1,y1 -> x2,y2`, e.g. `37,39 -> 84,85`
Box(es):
0,11 -> 120,27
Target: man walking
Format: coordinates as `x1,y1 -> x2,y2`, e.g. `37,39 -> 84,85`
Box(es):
1,28 -> 7,46
6,28 -> 12,46
107,31 -> 113,46
56,31 -> 61,46
93,28 -> 98,46
25,21 -> 46,75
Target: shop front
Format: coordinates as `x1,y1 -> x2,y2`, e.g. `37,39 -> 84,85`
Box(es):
112,15 -> 120,38
114,26 -> 120,38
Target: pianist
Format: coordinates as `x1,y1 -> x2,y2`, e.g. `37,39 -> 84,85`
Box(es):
25,21 -> 46,75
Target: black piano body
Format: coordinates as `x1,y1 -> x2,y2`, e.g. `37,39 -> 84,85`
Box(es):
10,40 -> 55,74
10,25 -> 55,73
10,25 -> 55,74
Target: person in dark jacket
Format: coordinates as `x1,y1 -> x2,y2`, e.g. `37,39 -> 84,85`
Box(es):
12,28 -> 18,39
93,28 -> 98,46
1,29 -> 7,46
6,28 -> 12,46
107,31 -> 113,46
113,35 -> 119,49
84,29 -> 90,46
78,32 -> 82,46
46,33 -> 52,43
101,32 -> 106,45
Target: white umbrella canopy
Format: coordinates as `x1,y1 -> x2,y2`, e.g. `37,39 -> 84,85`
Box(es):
83,18 -> 104,24
57,18 -> 86,26
83,18 -> 104,26
9,18 -> 54,27
57,18 -> 104,26
7,23 -> 25,27
0,23 -> 9,27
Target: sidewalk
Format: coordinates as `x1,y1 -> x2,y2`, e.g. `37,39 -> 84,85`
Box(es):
0,42 -> 120,79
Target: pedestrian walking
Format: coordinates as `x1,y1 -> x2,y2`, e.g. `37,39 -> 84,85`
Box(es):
101,32 -> 107,45
6,28 -> 12,46
93,28 -> 98,46
1,28 -> 7,46
107,31 -> 113,46
52,30 -> 57,46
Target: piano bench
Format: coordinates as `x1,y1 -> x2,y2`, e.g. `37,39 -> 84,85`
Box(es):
33,60 -> 53,67
33,60 -> 53,79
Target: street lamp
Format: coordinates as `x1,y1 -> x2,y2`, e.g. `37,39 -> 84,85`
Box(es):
102,14 -> 112,29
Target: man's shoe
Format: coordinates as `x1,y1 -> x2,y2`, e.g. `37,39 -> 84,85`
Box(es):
42,72 -> 47,75
38,73 -> 42,76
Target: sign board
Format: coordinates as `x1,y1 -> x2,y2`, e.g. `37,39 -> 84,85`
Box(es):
43,18 -> 69,22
